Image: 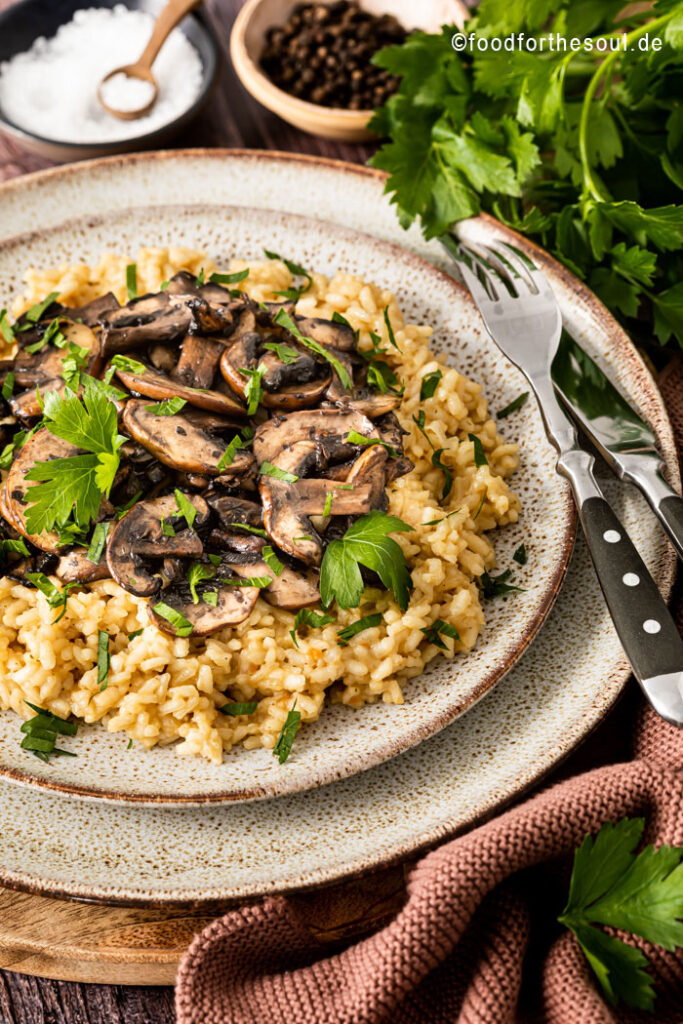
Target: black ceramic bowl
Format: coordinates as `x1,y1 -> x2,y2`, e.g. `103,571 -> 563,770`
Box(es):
0,0 -> 220,162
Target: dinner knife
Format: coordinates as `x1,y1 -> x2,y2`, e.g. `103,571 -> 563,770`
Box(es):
552,334 -> 683,562
442,230 -> 683,726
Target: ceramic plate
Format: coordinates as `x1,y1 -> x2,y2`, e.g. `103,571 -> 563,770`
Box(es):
0,187 -> 576,805
0,151 -> 676,903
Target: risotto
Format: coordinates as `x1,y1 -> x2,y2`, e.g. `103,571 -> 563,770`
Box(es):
0,247 -> 520,763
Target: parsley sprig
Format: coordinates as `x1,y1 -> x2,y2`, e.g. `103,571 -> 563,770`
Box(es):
560,817 -> 683,1010
24,384 -> 126,535
320,510 -> 413,611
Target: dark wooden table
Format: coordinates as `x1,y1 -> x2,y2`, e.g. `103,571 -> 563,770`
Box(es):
0,1 -> 648,1020
0,1 -> 374,1021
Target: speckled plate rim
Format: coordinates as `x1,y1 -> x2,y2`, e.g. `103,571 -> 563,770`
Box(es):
0,193 -> 576,804
0,151 -> 676,906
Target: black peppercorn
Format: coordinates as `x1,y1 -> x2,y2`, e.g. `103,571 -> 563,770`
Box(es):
258,1 -> 408,111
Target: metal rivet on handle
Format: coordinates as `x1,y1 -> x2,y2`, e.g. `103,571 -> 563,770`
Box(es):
604,530 -> 621,543
643,620 -> 661,634
623,573 -> 639,587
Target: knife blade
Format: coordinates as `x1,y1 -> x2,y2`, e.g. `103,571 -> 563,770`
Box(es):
552,333 -> 683,562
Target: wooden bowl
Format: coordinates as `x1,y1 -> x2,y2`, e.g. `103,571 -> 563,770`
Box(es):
230,0 -> 467,142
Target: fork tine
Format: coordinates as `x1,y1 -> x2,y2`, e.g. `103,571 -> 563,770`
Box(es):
458,240 -> 519,299
455,249 -> 498,308
488,242 -> 555,298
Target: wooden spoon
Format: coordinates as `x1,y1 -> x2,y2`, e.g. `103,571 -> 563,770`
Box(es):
98,0 -> 202,121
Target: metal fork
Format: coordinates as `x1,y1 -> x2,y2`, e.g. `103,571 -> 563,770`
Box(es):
441,232 -> 683,726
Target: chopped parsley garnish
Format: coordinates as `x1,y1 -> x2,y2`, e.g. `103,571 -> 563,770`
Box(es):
209,269 -> 249,285
23,386 -> 126,535
126,738 -> 133,749
259,461 -> 299,483
265,250 -> 313,301
0,537 -> 30,560
111,354 -> 146,375
146,396 -> 187,416
289,608 -> 335,647
228,522 -> 267,538
24,291 -> 60,325
203,590 -> 218,606
273,700 -> 300,764
86,521 -> 109,563
25,317 -> 67,354
383,306 -> 401,351
239,362 -> 267,416
97,630 -> 110,690
273,309 -> 353,389
420,370 -> 442,400
116,490 -> 143,519
60,342 -> 90,389
187,562 -> 217,604
421,619 -> 461,650
472,489 -> 488,521
1,372 -> 14,400
219,700 -> 258,716
366,360 -> 403,395
174,490 -> 197,530
323,491 -> 334,517
217,432 -> 251,472
497,392 -> 530,420
224,576 -> 272,588
431,449 -> 453,501
559,817 -> 683,1010
346,429 -> 399,458
263,341 -> 300,364
468,433 -> 488,468
207,554 -> 222,566
513,543 -> 528,566
480,568 -> 524,599
331,311 -> 359,340
125,264 -> 138,300
262,545 -> 284,577
196,267 -> 205,286
20,700 -> 77,762
337,613 -> 382,646
153,602 -> 193,637
425,508 -> 461,526
160,516 -> 176,537
25,573 -> 76,623
320,509 -> 413,611
0,309 -> 14,343
412,409 -> 435,449
363,331 -> 386,358
128,628 -> 144,640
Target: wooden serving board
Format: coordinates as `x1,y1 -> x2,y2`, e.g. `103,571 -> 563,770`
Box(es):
0,868 -> 406,985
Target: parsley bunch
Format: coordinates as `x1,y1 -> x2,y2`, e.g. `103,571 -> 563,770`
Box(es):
369,1 -> 683,349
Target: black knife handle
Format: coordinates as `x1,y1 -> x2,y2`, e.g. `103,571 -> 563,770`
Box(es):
657,495 -> 683,563
577,495 -> 683,724
557,449 -> 683,725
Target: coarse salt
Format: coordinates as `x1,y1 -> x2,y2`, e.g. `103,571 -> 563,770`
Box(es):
0,5 -> 203,144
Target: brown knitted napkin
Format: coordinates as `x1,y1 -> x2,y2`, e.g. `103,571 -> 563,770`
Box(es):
175,360 -> 683,1024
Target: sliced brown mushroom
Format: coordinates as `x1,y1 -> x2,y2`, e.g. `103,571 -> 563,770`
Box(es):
100,292 -> 193,354
4,429 -> 81,552
258,441 -> 375,566
67,292 -> 120,327
294,316 -> 356,352
148,561 -> 260,637
344,445 -> 388,507
106,493 -> 209,597
56,547 -> 111,584
376,412 -> 413,482
208,494 -> 263,529
113,361 -> 247,417
172,335 -> 225,390
253,407 -> 379,467
122,400 -> 255,480
230,556 -> 320,609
